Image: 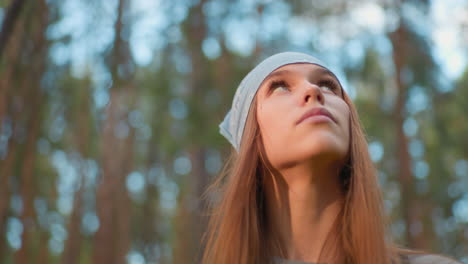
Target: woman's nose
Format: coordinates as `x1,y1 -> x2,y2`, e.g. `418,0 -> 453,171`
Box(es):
302,82 -> 325,105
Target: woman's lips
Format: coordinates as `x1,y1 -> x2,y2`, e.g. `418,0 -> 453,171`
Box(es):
301,114 -> 333,124
296,107 -> 337,125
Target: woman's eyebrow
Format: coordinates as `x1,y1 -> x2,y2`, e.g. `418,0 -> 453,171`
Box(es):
264,69 -> 292,82
263,66 -> 339,84
313,67 -> 337,79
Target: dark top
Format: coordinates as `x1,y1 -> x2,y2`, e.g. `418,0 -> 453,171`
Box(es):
274,254 -> 463,264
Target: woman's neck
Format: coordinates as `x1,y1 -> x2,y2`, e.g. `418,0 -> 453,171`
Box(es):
265,161 -> 345,263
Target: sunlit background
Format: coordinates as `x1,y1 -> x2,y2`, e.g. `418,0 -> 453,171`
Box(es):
0,0 -> 467,263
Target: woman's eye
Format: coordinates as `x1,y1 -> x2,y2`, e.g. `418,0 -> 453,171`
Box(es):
318,80 -> 338,93
320,84 -> 333,91
270,80 -> 289,92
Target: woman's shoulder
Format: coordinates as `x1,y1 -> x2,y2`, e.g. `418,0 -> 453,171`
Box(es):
405,253 -> 463,264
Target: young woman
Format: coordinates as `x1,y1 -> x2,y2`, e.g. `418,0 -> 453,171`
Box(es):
202,52 -> 462,264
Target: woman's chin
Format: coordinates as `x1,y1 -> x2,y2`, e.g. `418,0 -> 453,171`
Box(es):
268,146 -> 346,170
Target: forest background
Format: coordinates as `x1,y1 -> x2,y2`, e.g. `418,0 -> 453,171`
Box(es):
0,0 -> 467,263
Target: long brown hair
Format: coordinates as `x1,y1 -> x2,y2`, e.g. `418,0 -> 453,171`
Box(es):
202,87 -> 424,264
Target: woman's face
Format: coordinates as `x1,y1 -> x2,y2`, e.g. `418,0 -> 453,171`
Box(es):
256,63 -> 350,170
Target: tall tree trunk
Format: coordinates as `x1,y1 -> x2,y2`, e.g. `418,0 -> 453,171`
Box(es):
0,6 -> 25,131
390,22 -> 425,249
93,89 -> 120,264
0,107 -> 22,260
114,79 -> 136,264
62,186 -> 84,264
36,231 -> 50,264
0,0 -> 28,58
174,1 -> 210,263
0,5 -> 29,238
93,0 -> 135,263
0,24 -> 29,253
13,68 -> 44,264
62,82 -> 93,264
94,87 -> 135,264
136,112 -> 163,263
12,0 -> 48,262
93,0 -> 125,261
115,90 -> 135,264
